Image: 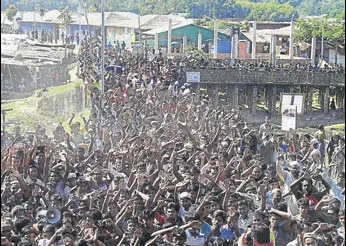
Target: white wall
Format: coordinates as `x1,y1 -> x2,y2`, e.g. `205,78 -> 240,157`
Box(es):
329,49 -> 345,66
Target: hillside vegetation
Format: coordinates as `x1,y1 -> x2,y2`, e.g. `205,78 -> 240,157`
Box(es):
1,0 -> 344,21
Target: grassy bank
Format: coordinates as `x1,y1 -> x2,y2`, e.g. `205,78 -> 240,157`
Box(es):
1,78 -> 91,135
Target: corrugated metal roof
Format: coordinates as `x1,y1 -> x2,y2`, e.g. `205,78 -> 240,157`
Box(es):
143,21 -> 202,35
4,11 -> 192,30
1,11 -> 36,25
104,12 -> 138,28
243,26 -> 291,43
13,10 -> 63,24
140,14 -> 188,31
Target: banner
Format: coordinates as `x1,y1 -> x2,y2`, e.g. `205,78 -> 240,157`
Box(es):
280,93 -> 304,114
281,105 -> 297,131
186,72 -> 200,83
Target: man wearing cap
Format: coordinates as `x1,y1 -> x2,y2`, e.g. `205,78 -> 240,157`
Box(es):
178,192 -> 196,222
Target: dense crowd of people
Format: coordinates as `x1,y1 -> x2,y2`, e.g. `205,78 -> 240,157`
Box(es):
1,34 -> 345,246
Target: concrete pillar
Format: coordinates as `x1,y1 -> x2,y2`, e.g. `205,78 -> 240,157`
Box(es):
252,21 -> 256,59
231,33 -> 235,62
167,18 -> 172,57
324,87 -> 330,114
311,36 -> 317,66
267,86 -> 272,110
271,35 -> 277,64
336,90 -> 341,109
307,87 -> 313,112
234,32 -> 239,60
319,87 -> 324,111
198,32 -> 202,50
154,33 -> 159,53
213,20 -> 218,59
271,86 -> 277,114
251,86 -> 258,114
264,86 -> 268,107
183,34 -> 187,53
339,90 -> 345,110
289,21 -> 294,60
232,85 -> 239,109
215,84 -> 220,105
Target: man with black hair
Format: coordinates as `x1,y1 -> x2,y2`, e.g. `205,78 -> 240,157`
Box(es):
165,202 -> 184,226
238,223 -> 274,246
238,200 -> 253,232
207,210 -> 239,244
269,211 -> 292,246
290,173 -> 331,206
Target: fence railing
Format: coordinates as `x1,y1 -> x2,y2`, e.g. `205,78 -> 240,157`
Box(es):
186,69 -> 345,86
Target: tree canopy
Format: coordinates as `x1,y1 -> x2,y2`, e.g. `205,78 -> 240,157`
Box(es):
295,15 -> 345,47
1,0 -> 344,22
5,4 -> 17,21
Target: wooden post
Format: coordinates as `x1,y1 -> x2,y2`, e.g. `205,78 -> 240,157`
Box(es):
267,85 -> 272,112
233,85 -> 239,109
319,87 -> 324,111
307,87 -> 313,112
271,85 -> 277,114
324,87 -> 329,114
1,109 -> 12,133
251,86 -> 257,115
343,91 -> 345,113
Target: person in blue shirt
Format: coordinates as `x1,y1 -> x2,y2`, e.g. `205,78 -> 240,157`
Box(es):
207,210 -> 241,244
185,215 -> 210,246
108,41 -> 112,50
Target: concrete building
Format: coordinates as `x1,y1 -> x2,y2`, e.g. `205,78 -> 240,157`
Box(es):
142,22 -> 233,56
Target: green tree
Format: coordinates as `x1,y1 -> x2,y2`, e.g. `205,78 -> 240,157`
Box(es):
5,4 -> 17,32
5,4 -> 17,22
295,16 -> 345,63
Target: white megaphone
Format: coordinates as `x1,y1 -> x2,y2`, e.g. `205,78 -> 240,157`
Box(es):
46,207 -> 61,224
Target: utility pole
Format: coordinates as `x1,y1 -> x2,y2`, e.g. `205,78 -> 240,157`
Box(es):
138,0 -> 141,42
213,19 -> 218,59
101,0 -> 105,96
79,2 -> 82,39
289,16 -> 295,60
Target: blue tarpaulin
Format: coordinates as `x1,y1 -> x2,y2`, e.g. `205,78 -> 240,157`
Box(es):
218,40 -> 231,54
